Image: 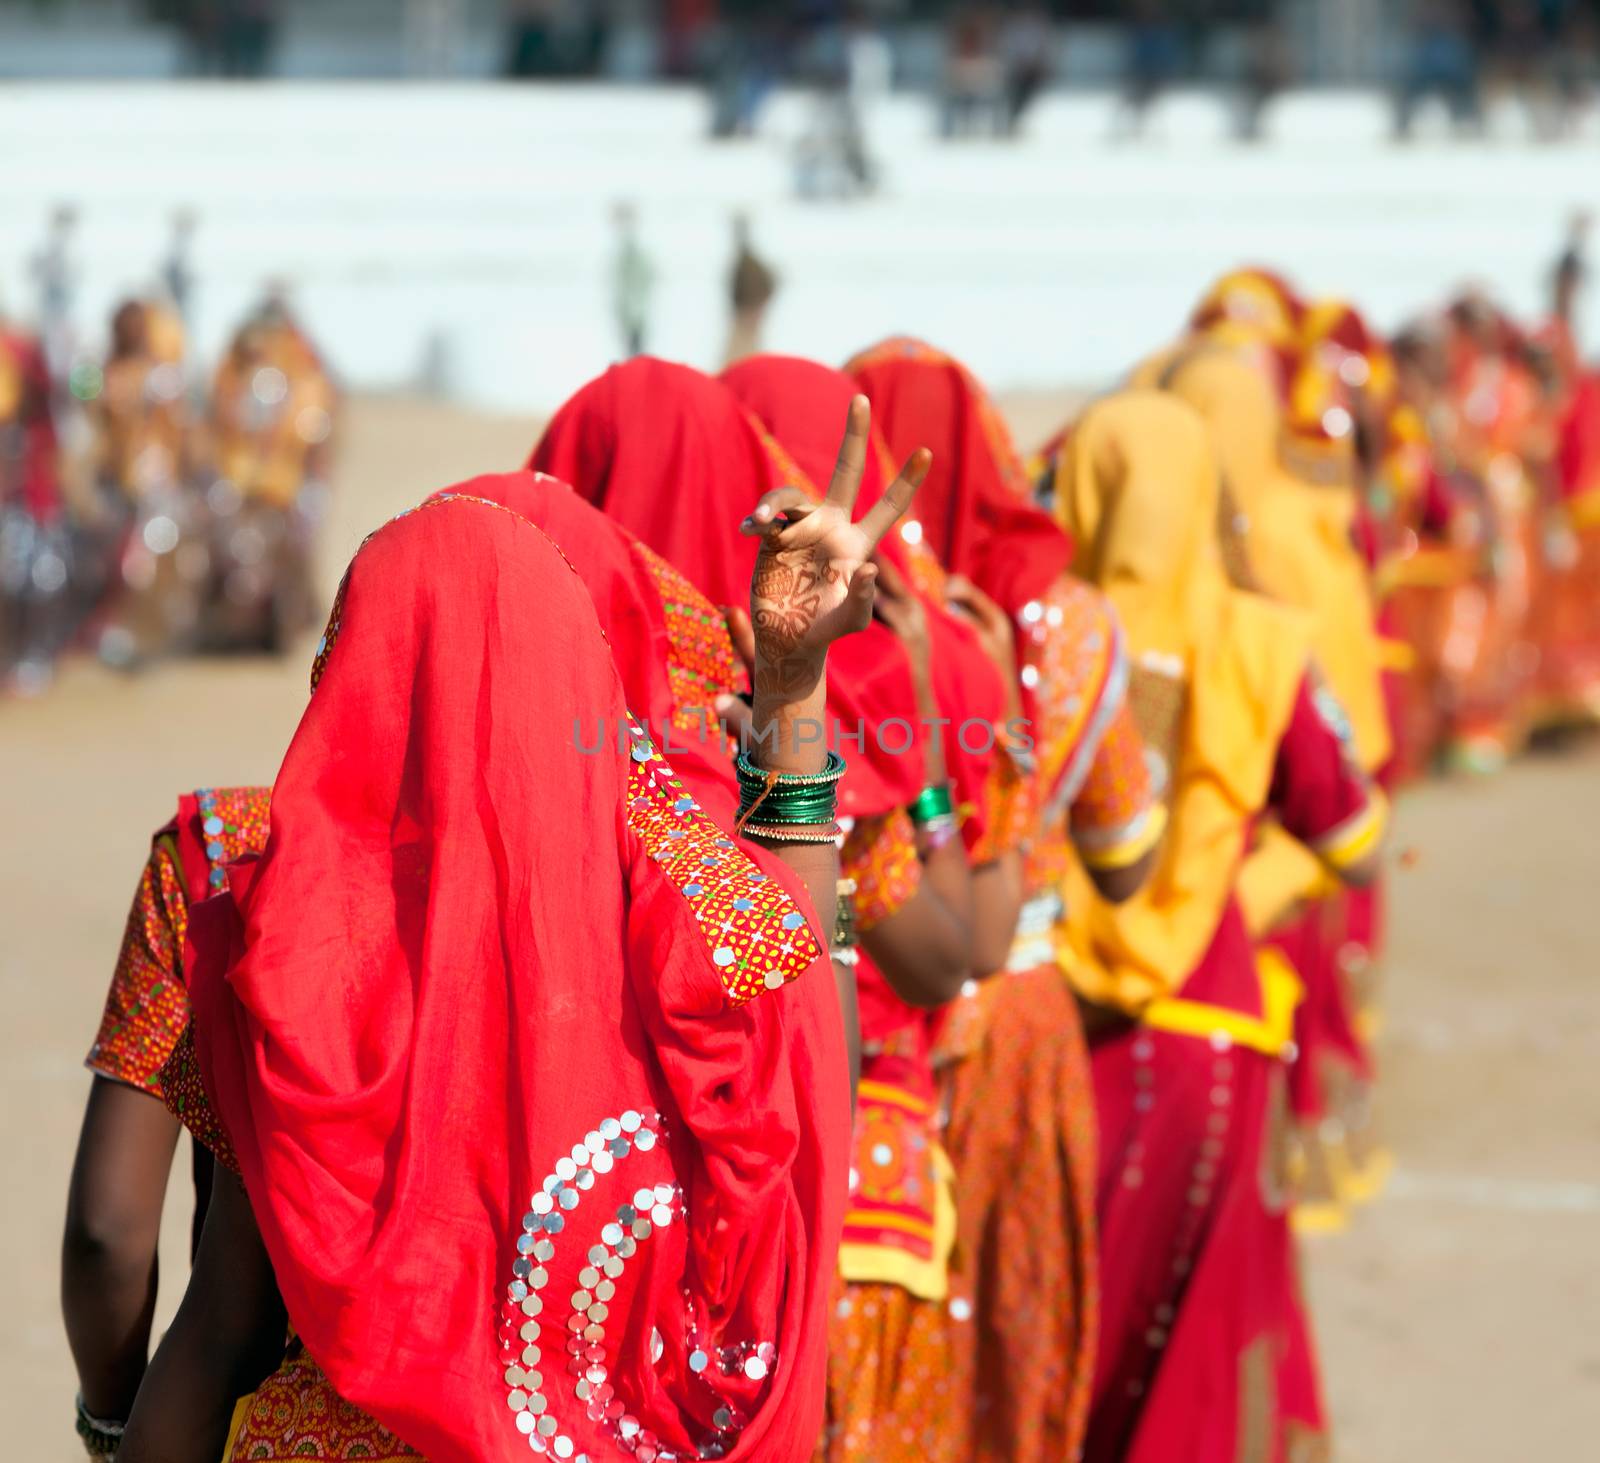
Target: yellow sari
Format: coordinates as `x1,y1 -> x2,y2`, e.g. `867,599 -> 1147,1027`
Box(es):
1051,391 -> 1312,1015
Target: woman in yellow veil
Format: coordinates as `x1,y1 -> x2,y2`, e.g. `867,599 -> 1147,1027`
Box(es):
1052,390 -> 1384,1463
1167,334 -> 1403,1211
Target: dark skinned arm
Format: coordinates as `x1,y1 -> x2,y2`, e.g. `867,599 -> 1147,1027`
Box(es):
857,556 -> 976,1007
62,1076 -> 182,1422
831,956 -> 862,1105
117,1167 -> 287,1463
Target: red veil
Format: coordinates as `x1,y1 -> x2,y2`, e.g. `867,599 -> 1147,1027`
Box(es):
846,337 -> 1072,619
185,494 -> 850,1462
528,357 -> 923,822
432,470 -> 742,822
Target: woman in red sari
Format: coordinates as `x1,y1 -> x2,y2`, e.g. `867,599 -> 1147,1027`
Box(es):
1051,390 -> 1384,1463
119,448 -> 919,1461
1435,296 -> 1548,771
535,357 -> 987,1462
849,339 -> 1168,1463
1527,322 -> 1600,727
723,354 -> 1024,1463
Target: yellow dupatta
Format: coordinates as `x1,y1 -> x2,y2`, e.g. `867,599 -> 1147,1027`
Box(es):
1052,391 -> 1312,1013
1165,349 -> 1393,776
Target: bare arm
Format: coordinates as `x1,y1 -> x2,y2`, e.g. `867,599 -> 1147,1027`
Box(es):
861,559 -> 975,1007
118,1168 -> 287,1463
970,850 -> 1027,976
832,957 -> 862,1105
62,1076 -> 181,1422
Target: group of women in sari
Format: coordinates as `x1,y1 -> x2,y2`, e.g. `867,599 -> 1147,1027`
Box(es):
59,262 -> 1594,1463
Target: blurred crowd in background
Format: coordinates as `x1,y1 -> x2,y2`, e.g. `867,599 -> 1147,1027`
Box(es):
0,205 -> 335,695
6,2 -> 1600,143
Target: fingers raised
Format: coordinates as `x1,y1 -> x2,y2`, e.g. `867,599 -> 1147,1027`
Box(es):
824,395 -> 872,512
858,447 -> 931,550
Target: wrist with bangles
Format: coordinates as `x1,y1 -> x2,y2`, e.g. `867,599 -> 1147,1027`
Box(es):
75,1394 -> 125,1458
733,747 -> 847,844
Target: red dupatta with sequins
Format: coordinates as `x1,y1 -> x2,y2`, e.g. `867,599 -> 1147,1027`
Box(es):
528,357 -> 924,823
185,494 -> 850,1463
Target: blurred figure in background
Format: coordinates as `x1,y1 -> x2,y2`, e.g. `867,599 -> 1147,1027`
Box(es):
1113,0 -> 1190,141
0,310 -> 71,694
942,5 -> 1005,138
159,209 -> 199,342
1235,10 -> 1292,143
708,10 -> 785,138
202,295 -> 334,653
91,300 -> 203,670
217,0 -> 281,78
610,201 -> 655,359
1115,0 -> 1185,141
1529,214 -> 1600,727
1434,291 -> 1546,770
999,1 -> 1053,137
504,0 -> 607,77
795,4 -> 886,198
30,204 -> 80,386
94,302 -> 189,511
1394,0 -> 1483,139
724,213 -> 778,366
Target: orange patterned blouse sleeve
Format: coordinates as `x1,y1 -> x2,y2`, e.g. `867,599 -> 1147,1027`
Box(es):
1069,697 -> 1166,871
842,809 -> 923,933
85,833 -> 193,1097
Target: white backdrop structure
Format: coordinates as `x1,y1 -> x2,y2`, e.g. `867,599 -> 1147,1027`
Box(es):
3,83 -> 1598,417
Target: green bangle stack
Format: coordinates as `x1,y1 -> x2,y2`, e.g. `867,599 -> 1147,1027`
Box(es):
734,749 -> 848,842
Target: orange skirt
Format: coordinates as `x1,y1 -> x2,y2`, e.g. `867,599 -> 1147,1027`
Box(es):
939,964 -> 1099,1463
814,1283 -> 955,1463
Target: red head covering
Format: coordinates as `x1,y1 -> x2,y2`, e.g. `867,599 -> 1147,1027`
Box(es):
186,493 -> 850,1463
1189,265 -> 1306,346
722,354 -> 1007,832
527,358 -> 777,612
434,471 -> 743,821
1285,298 -> 1401,483
844,336 -> 1073,619
529,358 -> 923,821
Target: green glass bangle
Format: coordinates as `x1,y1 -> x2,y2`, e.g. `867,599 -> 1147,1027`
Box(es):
734,748 -> 847,787
908,783 -> 955,826
736,782 -> 840,826
733,749 -> 846,828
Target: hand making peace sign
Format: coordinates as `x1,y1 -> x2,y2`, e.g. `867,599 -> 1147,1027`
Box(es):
739,394 -> 931,695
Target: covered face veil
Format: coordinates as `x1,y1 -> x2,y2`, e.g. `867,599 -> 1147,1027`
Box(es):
185,493 -> 851,1462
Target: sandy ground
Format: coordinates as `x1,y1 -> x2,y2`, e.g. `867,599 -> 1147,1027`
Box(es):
4,395 -> 1598,1456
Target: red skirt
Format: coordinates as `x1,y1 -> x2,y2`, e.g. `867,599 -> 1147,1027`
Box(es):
1086,1023 -> 1307,1463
